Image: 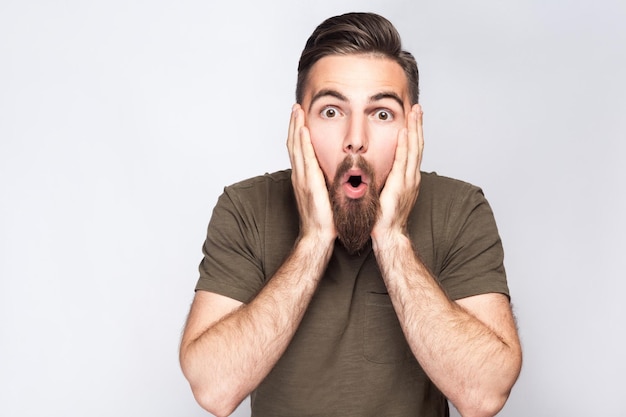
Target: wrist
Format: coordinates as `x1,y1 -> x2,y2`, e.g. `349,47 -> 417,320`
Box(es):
371,229 -> 411,257
295,232 -> 335,262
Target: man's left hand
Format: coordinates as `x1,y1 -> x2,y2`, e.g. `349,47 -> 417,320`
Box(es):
372,104 -> 424,240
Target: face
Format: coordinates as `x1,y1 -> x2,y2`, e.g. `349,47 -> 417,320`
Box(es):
300,54 -> 412,253
301,54 -> 412,195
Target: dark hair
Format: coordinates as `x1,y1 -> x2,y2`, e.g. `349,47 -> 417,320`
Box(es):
296,12 -> 419,104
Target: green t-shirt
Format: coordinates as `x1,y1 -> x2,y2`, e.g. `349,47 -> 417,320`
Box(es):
196,169 -> 509,417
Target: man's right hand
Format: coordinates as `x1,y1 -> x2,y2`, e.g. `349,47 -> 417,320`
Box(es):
287,104 -> 337,244
180,105 -> 338,417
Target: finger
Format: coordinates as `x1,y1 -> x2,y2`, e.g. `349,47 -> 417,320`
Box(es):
300,125 -> 316,170
405,105 -> 421,182
416,104 -> 424,174
290,108 -> 307,182
391,127 -> 409,181
287,104 -> 300,165
300,125 -> 325,188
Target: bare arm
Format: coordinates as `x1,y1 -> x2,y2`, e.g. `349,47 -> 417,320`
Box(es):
373,236 -> 521,417
371,106 -> 522,417
180,236 -> 332,416
179,106 -> 336,417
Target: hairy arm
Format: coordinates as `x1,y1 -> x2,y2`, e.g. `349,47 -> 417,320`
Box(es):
372,105 -> 522,417
180,235 -> 333,416
373,235 -> 522,417
180,105 -> 335,417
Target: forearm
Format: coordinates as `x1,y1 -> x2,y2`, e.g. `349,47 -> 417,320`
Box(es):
373,233 -> 521,417
180,236 -> 334,416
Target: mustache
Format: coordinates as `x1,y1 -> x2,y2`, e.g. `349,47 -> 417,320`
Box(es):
329,155 -> 380,255
332,155 -> 375,185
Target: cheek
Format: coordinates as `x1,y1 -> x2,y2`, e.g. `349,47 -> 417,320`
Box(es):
372,134 -> 398,186
309,129 -> 338,180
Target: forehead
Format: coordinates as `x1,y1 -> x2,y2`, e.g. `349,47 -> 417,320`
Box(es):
303,54 -> 409,106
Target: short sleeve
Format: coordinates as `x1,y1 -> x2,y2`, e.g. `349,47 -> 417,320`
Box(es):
195,186 -> 266,303
438,184 -> 509,300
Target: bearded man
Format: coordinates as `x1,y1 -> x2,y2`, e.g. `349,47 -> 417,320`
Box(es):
180,12 -> 522,417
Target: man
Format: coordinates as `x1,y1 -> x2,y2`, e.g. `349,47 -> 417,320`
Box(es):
180,12 -> 522,417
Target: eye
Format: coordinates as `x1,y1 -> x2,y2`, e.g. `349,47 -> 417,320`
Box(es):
321,107 -> 339,119
374,109 -> 393,121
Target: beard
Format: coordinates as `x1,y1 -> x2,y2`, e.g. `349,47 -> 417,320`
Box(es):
328,156 -> 380,255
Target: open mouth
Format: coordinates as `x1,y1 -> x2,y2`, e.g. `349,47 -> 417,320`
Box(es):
338,166 -> 370,199
348,175 -> 363,188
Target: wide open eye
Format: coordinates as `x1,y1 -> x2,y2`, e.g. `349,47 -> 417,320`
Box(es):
374,109 -> 393,121
321,107 -> 339,119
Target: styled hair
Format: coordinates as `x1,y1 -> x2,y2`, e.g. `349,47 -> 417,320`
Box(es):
296,12 -> 419,104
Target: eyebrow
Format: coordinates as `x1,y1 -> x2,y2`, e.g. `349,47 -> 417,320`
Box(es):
370,92 -> 405,112
308,89 -> 405,112
308,89 -> 348,110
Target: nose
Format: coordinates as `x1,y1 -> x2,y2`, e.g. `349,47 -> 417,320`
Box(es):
343,114 -> 368,154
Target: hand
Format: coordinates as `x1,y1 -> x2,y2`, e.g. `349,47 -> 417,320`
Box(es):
286,104 -> 337,244
372,104 -> 424,240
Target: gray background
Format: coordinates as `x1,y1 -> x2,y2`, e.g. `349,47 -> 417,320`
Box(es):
1,0 -> 625,416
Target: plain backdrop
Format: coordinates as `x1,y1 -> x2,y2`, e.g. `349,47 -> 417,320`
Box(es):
1,0 -> 625,416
